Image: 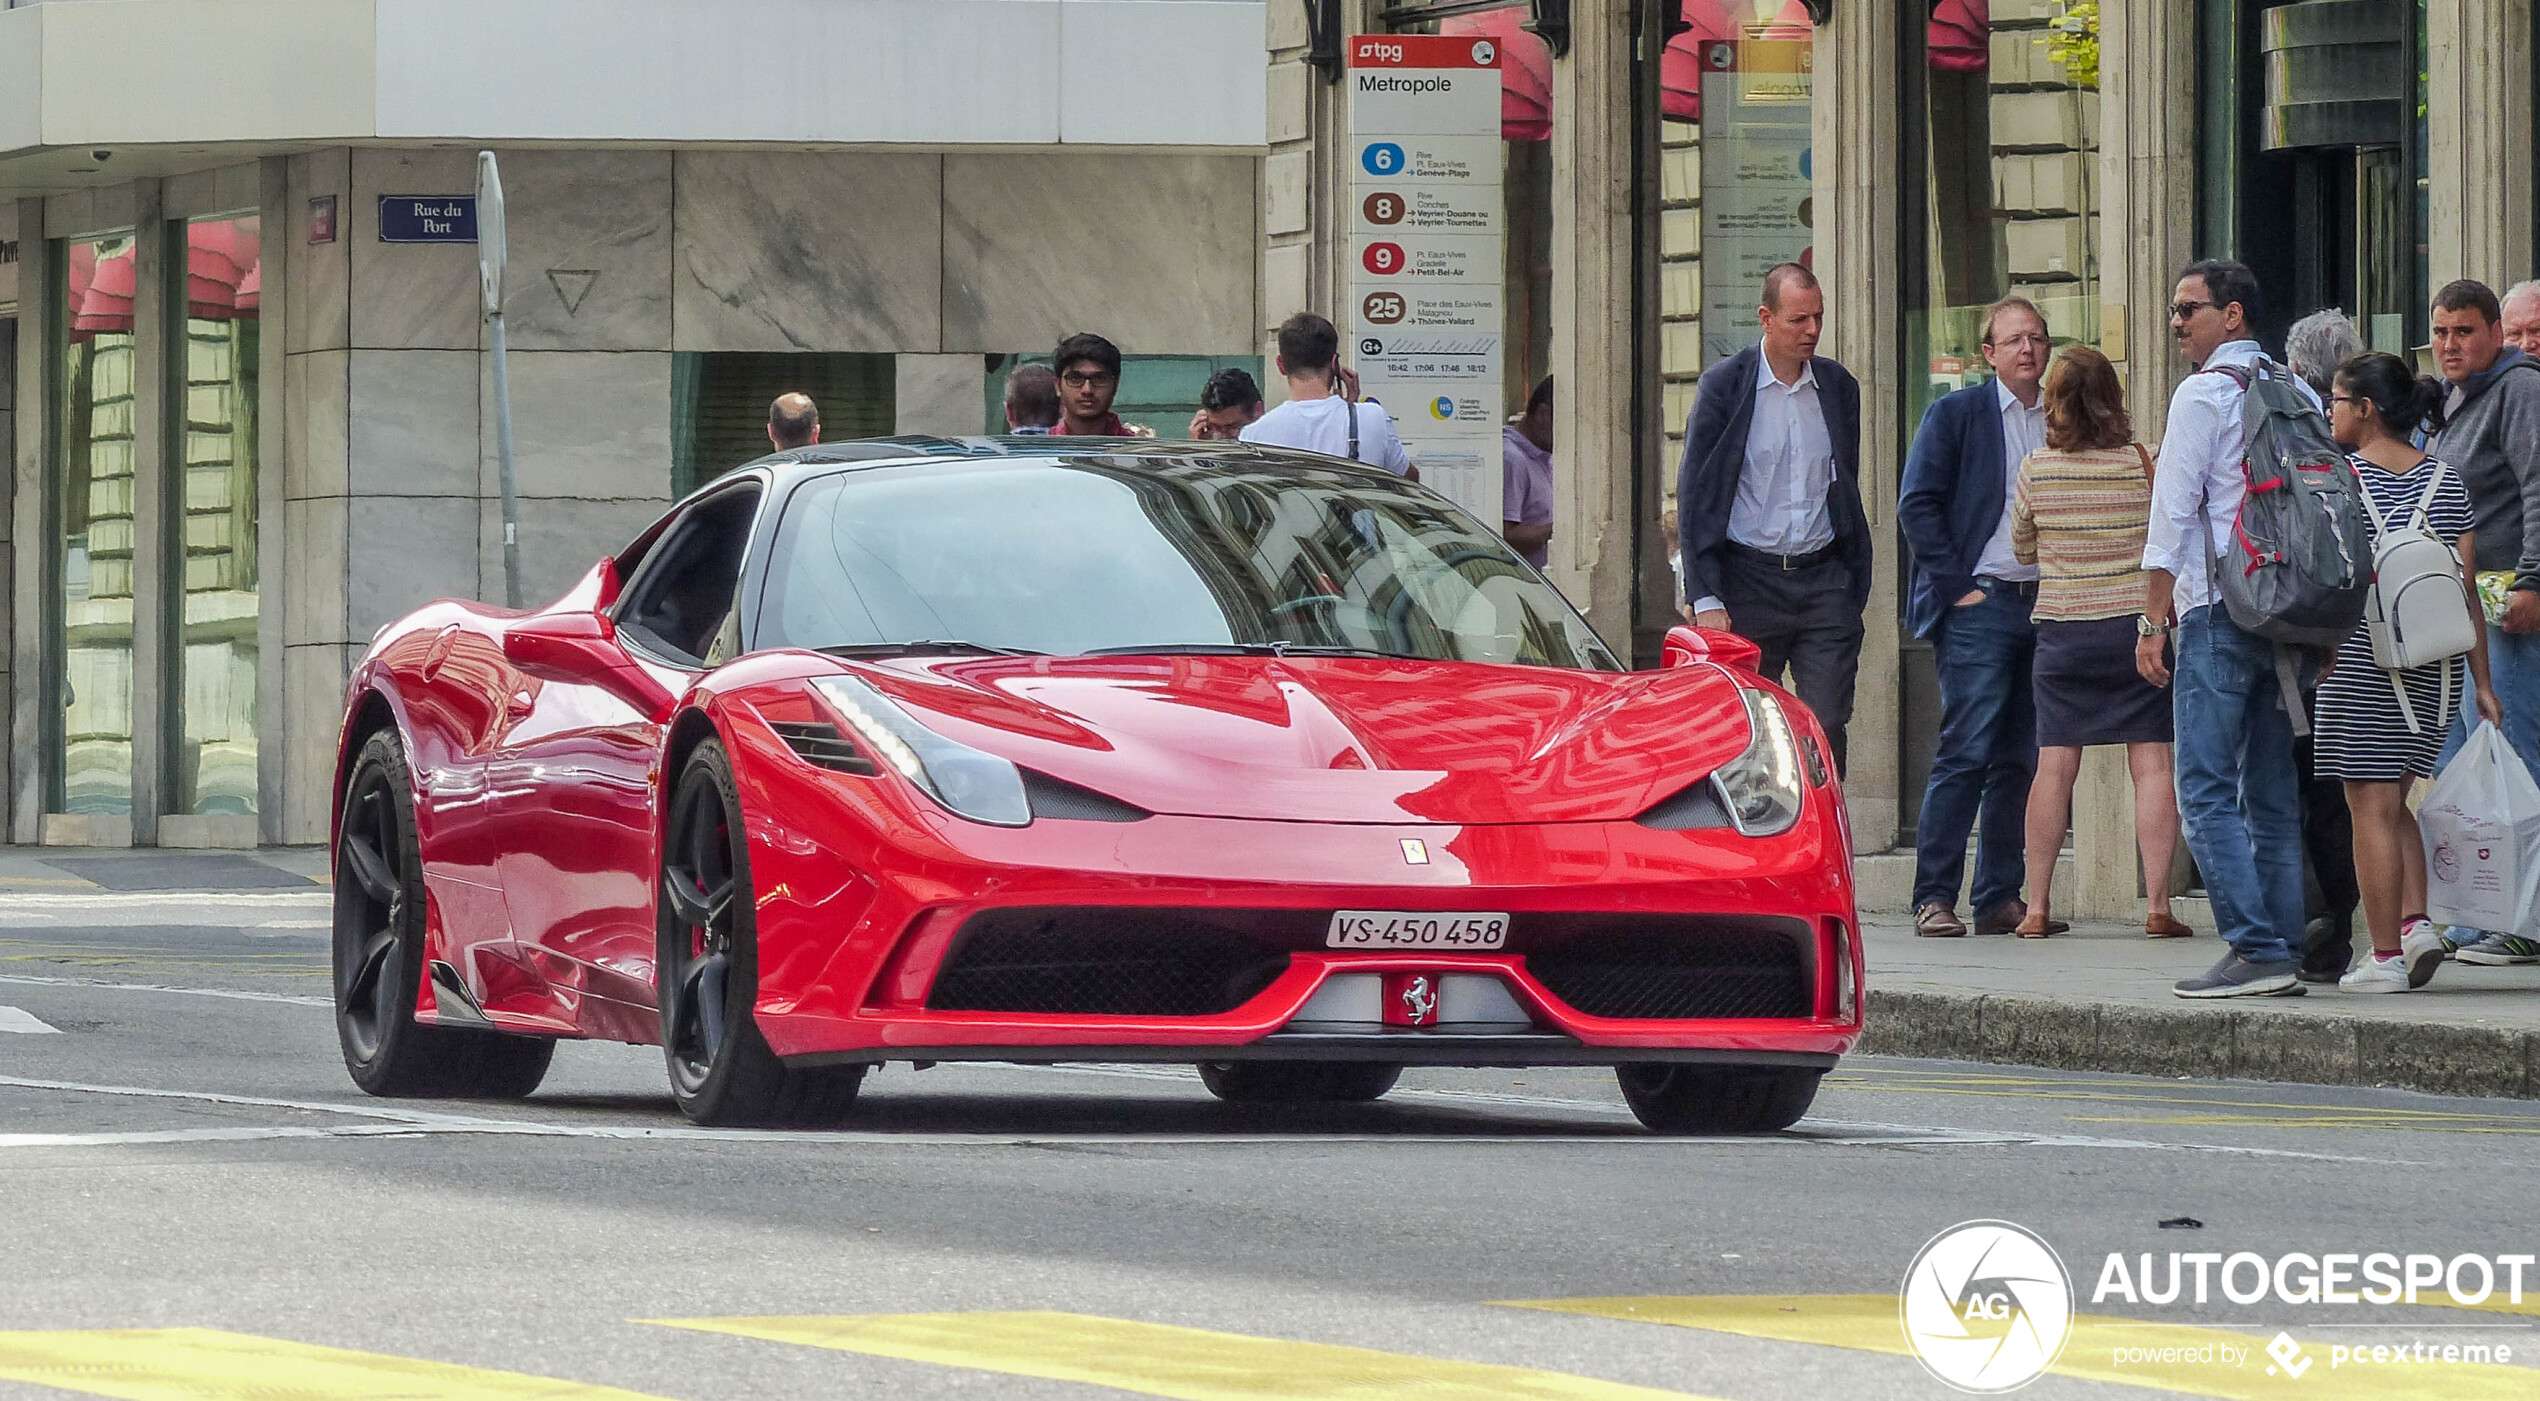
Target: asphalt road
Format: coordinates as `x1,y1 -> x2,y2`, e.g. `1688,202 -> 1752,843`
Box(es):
2,890 -> 2537,1400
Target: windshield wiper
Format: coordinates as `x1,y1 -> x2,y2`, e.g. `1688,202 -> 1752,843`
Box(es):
819,640 -> 1044,658
1084,642 -> 1418,660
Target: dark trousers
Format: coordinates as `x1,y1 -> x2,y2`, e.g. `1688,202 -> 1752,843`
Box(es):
2296,727 -> 2360,976
1911,581 -> 2037,912
1719,548 -> 1865,775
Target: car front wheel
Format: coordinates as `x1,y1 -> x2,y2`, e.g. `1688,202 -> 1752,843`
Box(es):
1196,1062 -> 1401,1104
1615,1063 -> 1819,1134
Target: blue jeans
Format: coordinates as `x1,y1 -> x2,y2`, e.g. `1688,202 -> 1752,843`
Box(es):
1912,581 -> 2036,911
2434,623 -> 2540,938
2172,606 -> 2304,963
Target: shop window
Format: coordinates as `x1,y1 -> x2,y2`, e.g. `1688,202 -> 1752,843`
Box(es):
670,352 -> 894,497
981,354 -> 1265,436
52,235 -> 139,816
170,214 -> 263,818
1904,0 -> 2101,436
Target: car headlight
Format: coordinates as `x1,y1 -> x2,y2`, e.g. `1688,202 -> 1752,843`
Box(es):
809,676 -> 1032,827
1713,688 -> 1806,837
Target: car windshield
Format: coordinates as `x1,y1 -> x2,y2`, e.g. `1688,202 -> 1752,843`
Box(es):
757,454 -> 1620,670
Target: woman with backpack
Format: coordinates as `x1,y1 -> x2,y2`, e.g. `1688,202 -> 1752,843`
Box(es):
2314,352 -> 2502,992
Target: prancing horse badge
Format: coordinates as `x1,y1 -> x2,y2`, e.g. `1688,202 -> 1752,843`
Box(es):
1400,838 -> 1429,865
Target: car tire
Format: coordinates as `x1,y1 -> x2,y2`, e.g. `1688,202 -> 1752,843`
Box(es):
1196,1062 -> 1401,1104
1615,1063 -> 1819,1134
333,728 -> 555,1099
658,739 -> 867,1127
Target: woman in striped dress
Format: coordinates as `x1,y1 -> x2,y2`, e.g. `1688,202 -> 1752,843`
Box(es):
2314,352 -> 2500,992
2008,346 -> 2187,939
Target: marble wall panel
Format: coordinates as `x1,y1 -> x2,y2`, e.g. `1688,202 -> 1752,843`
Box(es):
673,152 -> 942,353
478,498 -> 667,611
282,643 -> 355,844
285,349 -> 350,499
286,150 -> 352,354
349,349 -> 480,498
943,154 -> 1255,354
348,496 -> 480,636
479,350 -> 674,500
895,354 -> 986,437
283,496 -> 349,648
489,149 -> 675,352
350,149 -> 482,351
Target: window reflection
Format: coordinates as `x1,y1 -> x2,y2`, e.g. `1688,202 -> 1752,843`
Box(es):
55,236 -> 138,815
175,214 -> 262,816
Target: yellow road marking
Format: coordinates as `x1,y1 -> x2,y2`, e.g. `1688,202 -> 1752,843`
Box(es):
1825,1070 -> 2540,1135
0,1327 -> 665,1400
647,1311 -> 1723,1400
1499,1295 -> 2536,1400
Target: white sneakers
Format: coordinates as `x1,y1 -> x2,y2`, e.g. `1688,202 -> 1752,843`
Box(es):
2339,921 -> 2447,993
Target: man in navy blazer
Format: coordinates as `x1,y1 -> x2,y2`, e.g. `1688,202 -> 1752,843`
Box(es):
1676,263 -> 1872,774
1895,297 -> 2052,937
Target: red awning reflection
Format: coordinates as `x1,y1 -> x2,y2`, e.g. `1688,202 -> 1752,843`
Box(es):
185,219 -> 262,320
69,242 -> 135,339
1442,2 -> 1819,138
1928,0 -> 1990,74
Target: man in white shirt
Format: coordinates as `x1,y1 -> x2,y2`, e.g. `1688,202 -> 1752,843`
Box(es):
2138,258 -> 2308,998
1676,263 -> 1872,772
1895,298 -> 2051,937
1239,313 -> 1415,477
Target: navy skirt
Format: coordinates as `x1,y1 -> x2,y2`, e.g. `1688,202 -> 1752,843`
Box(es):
2032,615 -> 2174,748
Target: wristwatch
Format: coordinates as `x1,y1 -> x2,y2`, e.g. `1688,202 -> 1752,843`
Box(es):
2136,614 -> 2171,637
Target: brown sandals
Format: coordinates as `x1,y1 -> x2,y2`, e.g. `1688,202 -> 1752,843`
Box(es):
2014,915 -> 2068,938
2145,913 -> 2195,939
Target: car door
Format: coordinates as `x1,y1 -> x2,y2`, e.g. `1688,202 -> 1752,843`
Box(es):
488,482 -> 765,1036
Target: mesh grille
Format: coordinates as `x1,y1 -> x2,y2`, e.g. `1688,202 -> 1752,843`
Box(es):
1022,770 -> 1150,822
1526,920 -> 1812,1020
769,721 -> 876,775
927,908 -> 1290,1016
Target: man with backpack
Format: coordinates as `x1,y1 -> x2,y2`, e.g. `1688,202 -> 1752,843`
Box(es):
2139,260 -> 2344,997
2429,279 -> 2540,965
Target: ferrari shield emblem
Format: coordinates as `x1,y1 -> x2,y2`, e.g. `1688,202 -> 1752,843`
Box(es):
1382,972 -> 1441,1027
1400,838 -> 1429,865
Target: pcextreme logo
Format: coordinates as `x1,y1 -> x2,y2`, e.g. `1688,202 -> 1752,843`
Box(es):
1899,1220 -> 2075,1393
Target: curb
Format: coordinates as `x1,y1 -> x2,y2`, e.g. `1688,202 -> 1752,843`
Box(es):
1860,989 -> 2539,1101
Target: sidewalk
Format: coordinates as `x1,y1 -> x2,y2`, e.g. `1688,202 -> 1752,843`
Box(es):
0,846 -> 326,891
1860,915 -> 2540,1100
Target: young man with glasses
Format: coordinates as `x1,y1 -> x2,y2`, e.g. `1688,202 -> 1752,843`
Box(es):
2138,260 -> 2313,997
1050,333 -> 1154,437
1896,296 -> 2054,938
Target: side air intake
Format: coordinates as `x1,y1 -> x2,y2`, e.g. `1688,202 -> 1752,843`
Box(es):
769,721 -> 877,775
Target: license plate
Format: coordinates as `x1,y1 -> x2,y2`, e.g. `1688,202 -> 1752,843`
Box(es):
1326,910 -> 1509,950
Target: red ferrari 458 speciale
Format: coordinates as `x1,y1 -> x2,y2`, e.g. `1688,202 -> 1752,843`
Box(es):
330,438 -> 1860,1132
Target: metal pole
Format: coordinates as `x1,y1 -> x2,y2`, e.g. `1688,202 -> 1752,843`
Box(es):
477,151 -> 524,608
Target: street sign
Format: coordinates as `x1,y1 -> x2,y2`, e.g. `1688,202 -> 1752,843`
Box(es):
1349,34 -> 1504,527
376,196 -> 477,244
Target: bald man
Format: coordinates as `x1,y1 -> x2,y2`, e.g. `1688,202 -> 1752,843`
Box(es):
768,393 -> 820,451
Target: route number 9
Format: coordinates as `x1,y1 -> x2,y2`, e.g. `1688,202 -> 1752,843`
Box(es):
1362,242 -> 1406,276
1363,192 -> 1405,225
1361,142 -> 1406,176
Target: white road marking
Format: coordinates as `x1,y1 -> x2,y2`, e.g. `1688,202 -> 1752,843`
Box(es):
0,974 -> 332,1007
0,1006 -> 61,1034
0,891 -> 327,908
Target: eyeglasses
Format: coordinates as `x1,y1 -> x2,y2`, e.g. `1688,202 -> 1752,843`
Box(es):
2167,300 -> 2216,322
1986,333 -> 2050,350
2328,394 -> 2370,408
1060,371 -> 1117,389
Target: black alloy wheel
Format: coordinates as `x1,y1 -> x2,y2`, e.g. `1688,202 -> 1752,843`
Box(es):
332,728 -> 552,1098
657,740 -> 865,1126
1196,1062 -> 1401,1104
1614,1063 -> 1820,1134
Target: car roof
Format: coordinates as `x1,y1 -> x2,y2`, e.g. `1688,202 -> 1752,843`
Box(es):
733,435 -> 1404,495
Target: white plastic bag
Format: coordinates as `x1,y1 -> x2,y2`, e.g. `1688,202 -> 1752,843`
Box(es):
2419,721 -> 2540,933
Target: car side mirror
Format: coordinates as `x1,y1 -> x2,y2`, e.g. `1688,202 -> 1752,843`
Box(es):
1662,624 -> 1764,673
502,611 -> 676,721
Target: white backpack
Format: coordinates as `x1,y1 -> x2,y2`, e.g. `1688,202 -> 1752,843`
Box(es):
2364,461 -> 2479,732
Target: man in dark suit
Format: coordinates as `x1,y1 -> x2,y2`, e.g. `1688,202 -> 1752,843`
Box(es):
1677,263 -> 1871,774
1895,297 -> 2051,937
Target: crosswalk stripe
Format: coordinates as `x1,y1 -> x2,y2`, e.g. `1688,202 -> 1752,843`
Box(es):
1498,1295 -> 2537,1400
0,1327 -> 667,1400
646,1311 -> 1723,1400
0,1006 -> 60,1033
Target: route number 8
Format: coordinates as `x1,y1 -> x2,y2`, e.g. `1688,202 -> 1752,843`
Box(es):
1363,192 -> 1405,225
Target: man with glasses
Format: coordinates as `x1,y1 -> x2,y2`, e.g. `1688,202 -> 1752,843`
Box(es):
1051,332 -> 1154,437
1896,296 -> 2052,938
2428,279 -> 2540,966
2138,259 -> 2312,997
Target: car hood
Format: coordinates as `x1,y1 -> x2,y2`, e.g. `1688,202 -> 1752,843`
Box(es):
839,655 -> 1757,825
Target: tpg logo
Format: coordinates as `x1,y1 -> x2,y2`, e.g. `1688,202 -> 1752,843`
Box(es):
1354,39 -> 1406,64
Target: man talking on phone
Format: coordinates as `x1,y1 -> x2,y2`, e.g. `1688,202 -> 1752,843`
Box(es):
1240,312 -> 1416,478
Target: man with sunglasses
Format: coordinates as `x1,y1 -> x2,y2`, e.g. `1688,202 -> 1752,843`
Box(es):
2138,259 -> 2314,997
1050,332 -> 1154,437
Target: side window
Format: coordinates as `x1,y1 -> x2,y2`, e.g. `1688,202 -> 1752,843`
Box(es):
615,485 -> 762,665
